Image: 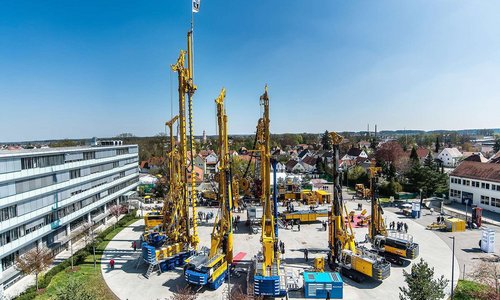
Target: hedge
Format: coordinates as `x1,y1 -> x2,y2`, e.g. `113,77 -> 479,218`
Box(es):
14,210 -> 138,300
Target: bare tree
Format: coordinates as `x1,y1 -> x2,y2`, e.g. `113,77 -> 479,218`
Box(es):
168,285 -> 198,300
108,205 -> 122,229
470,261 -> 500,299
81,222 -> 101,269
15,245 -> 53,291
230,284 -> 259,300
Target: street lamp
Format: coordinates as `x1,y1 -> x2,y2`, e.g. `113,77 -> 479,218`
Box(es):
449,236 -> 455,299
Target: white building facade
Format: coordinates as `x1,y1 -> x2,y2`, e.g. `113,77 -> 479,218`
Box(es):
437,147 -> 463,167
449,161 -> 500,214
0,145 -> 139,292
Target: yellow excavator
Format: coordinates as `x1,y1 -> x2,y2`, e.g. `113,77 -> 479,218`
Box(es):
184,88 -> 234,289
328,132 -> 391,282
366,160 -> 419,265
251,86 -> 287,297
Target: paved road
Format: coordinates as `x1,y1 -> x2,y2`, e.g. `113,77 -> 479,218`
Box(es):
102,201 -> 459,300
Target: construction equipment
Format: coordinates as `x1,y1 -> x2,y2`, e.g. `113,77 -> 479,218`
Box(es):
328,132 -> 390,282
280,208 -> 328,223
366,160 -> 419,265
141,30 -> 199,273
301,190 -> 332,205
251,86 -> 287,297
184,88 -> 233,290
355,184 -> 371,199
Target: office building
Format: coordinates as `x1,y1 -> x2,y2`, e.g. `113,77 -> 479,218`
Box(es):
0,144 -> 139,291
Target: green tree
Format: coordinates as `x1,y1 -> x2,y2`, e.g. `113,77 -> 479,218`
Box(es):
435,136 -> 440,153
409,147 -> 419,163
494,138 -> 500,153
399,258 -> 448,300
321,130 -> 332,150
347,165 -> 368,186
423,153 -> 435,169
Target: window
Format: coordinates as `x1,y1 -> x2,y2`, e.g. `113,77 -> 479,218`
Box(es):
83,151 -> 95,160
21,155 -> 64,170
492,197 -> 500,208
457,179 -> 462,185
480,195 -> 490,205
116,148 -> 129,155
70,169 -> 81,179
0,205 -> 17,221
1,251 -> 18,271
485,183 -> 490,189
472,181 -> 479,188
0,228 -> 22,246
450,189 -> 461,198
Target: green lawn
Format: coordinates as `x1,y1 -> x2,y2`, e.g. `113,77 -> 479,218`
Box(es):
454,280 -> 492,300
33,216 -> 140,300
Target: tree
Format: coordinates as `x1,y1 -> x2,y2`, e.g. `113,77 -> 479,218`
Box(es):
409,147 -> 419,163
15,245 -> 54,291
321,130 -> 332,150
370,138 -> 378,151
469,261 -> 500,299
435,136 -> 440,153
109,205 -> 122,229
55,277 -> 95,300
494,138 -> 500,153
376,141 -> 405,164
399,258 -> 448,300
423,153 -> 436,169
82,223 -> 101,270
169,285 -> 198,300
347,166 -> 368,186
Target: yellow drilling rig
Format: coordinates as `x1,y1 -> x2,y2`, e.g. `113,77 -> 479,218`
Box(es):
366,160 -> 419,265
250,86 -> 287,297
141,30 -> 199,274
184,88 -> 234,289
327,132 -> 391,282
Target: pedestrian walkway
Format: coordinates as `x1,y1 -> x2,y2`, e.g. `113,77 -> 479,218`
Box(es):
444,203 -> 500,227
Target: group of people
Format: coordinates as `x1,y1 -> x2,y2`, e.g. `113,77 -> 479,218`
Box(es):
389,221 -> 408,233
197,211 -> 214,223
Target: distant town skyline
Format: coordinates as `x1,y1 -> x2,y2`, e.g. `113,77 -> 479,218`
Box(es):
1,1 -> 500,142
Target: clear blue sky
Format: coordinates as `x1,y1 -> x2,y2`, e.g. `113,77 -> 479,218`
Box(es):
1,1 -> 499,142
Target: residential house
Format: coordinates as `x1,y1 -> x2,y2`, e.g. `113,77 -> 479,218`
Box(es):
276,162 -> 286,173
301,156 -> 317,173
437,148 -> 463,167
285,160 -> 306,173
449,161 -> 500,213
298,149 -> 312,160
462,152 -> 488,163
205,152 -> 218,174
341,148 -> 368,161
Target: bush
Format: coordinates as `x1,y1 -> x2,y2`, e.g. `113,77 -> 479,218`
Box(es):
455,280 -> 495,300
15,287 -> 37,300
379,180 -> 403,197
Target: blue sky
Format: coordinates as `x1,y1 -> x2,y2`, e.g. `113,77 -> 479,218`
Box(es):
1,1 -> 499,142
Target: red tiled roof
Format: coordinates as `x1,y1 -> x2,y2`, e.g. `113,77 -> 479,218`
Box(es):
451,161 -> 500,183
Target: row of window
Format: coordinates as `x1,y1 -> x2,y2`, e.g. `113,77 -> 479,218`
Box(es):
21,155 -> 65,170
480,195 -> 500,208
1,160 -> 136,199
451,177 -> 499,191
0,178 -> 137,248
0,205 -> 17,222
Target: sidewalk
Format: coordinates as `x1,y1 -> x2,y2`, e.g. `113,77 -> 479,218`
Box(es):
4,216 -> 122,299
443,202 -> 500,227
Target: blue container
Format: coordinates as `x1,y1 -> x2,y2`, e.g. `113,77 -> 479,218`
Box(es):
159,261 -> 168,272
411,210 -> 419,218
303,272 -> 343,299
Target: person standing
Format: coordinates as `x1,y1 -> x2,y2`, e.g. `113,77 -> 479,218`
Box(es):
304,248 -> 309,262
110,258 -> 115,269
404,223 -> 408,233
132,240 -> 137,251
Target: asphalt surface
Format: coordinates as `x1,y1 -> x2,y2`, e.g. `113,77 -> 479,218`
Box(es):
101,197 -> 461,300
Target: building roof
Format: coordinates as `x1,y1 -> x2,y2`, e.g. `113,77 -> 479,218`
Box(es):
450,161 -> 500,183
286,160 -> 298,170
463,153 -> 488,163
346,148 -> 363,157
488,151 -> 500,164
298,149 -> 310,158
302,156 -> 317,166
416,148 -> 430,159
441,147 -> 462,158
